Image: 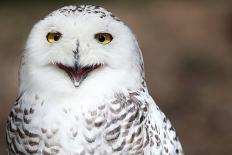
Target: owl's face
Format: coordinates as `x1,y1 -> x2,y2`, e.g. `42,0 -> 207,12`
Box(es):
21,5 -> 142,94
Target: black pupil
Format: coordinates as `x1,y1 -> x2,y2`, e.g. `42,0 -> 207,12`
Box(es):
98,35 -> 105,42
54,33 -> 60,41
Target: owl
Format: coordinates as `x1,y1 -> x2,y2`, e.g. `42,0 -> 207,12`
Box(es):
6,5 -> 184,155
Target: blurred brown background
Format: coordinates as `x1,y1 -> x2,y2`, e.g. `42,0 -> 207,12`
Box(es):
0,0 -> 232,154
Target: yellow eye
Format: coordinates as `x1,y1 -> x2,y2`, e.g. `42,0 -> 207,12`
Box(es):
46,32 -> 62,44
95,33 -> 113,45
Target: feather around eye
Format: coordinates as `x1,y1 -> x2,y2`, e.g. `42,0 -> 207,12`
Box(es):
95,33 -> 113,45
46,32 -> 62,43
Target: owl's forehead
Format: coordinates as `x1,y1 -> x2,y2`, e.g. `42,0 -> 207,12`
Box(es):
47,5 -> 120,22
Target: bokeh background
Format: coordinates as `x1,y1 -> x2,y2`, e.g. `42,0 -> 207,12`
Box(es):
0,0 -> 232,154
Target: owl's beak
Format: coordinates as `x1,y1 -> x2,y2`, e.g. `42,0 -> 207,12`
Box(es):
56,41 -> 102,87
57,63 -> 100,87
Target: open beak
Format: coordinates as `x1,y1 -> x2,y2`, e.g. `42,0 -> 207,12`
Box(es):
57,63 -> 100,87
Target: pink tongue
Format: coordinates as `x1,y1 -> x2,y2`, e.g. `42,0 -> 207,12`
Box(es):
57,64 -> 85,80
69,68 -> 85,79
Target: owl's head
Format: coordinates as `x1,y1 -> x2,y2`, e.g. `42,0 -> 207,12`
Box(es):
20,5 -> 144,95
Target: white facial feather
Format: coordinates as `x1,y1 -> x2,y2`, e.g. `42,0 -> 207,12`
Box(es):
20,5 -> 143,98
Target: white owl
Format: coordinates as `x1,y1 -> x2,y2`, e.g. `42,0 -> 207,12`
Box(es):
6,5 -> 184,155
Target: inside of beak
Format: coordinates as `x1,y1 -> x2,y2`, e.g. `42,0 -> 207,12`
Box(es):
57,63 -> 101,87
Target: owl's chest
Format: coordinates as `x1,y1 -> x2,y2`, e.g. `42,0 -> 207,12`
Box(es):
7,93 -> 149,155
